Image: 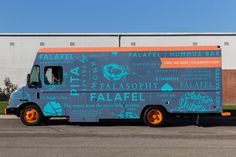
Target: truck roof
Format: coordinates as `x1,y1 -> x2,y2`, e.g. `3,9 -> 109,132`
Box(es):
38,46 -> 221,53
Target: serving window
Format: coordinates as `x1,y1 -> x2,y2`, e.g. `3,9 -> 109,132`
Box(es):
44,66 -> 63,85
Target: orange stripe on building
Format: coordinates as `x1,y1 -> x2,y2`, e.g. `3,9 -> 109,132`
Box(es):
160,57 -> 222,68
38,46 -> 221,53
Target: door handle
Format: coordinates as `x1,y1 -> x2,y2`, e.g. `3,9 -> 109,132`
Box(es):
37,92 -> 40,99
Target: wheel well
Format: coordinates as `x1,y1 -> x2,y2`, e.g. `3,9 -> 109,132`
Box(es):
16,102 -> 41,117
140,105 -> 168,119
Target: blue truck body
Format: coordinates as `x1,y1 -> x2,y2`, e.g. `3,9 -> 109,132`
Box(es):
6,46 -> 222,123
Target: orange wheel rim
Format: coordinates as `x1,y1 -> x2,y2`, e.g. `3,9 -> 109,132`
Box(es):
147,109 -> 163,125
23,108 -> 39,123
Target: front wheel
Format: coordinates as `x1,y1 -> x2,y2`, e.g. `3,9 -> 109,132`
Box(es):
143,106 -> 166,127
20,105 -> 43,126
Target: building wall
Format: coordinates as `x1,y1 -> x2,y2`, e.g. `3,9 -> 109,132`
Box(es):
0,33 -> 235,104
0,35 -> 119,87
120,35 -> 236,69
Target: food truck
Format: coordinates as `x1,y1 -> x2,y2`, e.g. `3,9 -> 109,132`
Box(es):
5,46 -> 224,126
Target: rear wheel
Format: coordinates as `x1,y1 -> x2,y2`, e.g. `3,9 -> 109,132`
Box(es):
143,106 -> 166,127
20,105 -> 43,126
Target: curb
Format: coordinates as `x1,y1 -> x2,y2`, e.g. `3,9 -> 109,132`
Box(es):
0,115 -> 17,119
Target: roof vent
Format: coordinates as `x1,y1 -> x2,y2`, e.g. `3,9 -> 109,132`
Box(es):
40,42 -> 45,46
224,42 -> 229,46
70,42 -> 75,46
131,42 -> 136,46
193,42 -> 198,46
10,42 -> 15,46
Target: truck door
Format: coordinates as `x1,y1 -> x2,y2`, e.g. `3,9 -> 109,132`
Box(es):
25,65 -> 41,104
40,66 -> 66,117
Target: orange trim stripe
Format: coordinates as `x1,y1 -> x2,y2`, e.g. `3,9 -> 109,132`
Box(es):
38,46 -> 221,53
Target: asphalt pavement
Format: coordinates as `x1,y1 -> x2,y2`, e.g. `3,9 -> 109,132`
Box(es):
1,116 -> 236,157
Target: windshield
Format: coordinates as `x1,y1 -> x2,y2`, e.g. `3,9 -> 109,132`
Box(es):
30,65 -> 40,85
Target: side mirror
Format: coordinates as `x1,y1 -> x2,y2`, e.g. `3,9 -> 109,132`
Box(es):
27,74 -> 30,86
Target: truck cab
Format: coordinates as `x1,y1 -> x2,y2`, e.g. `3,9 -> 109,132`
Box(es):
5,64 -> 63,125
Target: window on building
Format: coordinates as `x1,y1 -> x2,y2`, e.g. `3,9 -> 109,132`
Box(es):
40,42 -> 45,46
44,66 -> 63,85
224,42 -> 229,46
70,42 -> 75,46
193,42 -> 198,46
10,42 -> 15,46
131,42 -> 136,46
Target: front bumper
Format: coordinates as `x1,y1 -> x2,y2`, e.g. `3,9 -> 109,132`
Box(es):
4,108 -> 17,115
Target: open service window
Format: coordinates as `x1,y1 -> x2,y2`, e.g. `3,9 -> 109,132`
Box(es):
44,66 -> 63,85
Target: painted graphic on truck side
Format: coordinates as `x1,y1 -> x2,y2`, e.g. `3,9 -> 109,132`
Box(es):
30,49 -> 222,122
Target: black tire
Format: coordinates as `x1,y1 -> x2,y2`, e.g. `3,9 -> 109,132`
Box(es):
143,106 -> 166,127
20,105 -> 43,126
